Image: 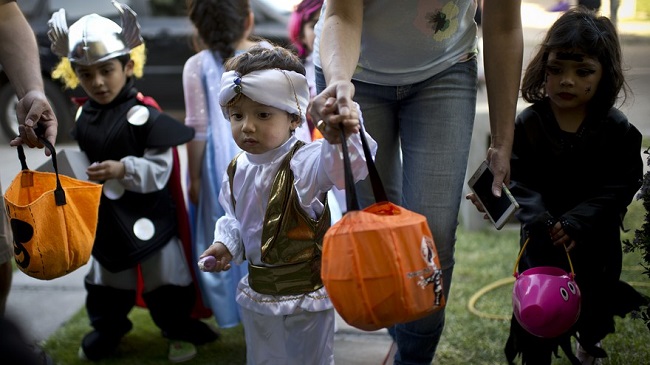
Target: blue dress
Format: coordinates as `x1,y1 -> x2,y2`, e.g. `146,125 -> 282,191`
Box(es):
188,50 -> 247,328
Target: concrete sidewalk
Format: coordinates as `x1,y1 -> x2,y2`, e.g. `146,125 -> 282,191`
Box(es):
3,2 -> 649,364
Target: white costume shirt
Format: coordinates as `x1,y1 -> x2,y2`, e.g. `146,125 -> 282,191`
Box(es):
214,133 -> 376,316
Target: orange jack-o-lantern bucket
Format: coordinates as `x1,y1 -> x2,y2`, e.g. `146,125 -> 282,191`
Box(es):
321,129 -> 445,331
4,139 -> 101,280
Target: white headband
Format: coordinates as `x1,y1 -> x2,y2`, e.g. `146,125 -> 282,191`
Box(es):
219,69 -> 310,124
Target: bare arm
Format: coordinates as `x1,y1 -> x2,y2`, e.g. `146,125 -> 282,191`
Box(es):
182,55 -> 208,204
0,1 -> 57,153
308,0 -> 364,143
0,2 -> 41,98
482,0 -> 523,196
186,140 -> 206,204
320,0 -> 363,89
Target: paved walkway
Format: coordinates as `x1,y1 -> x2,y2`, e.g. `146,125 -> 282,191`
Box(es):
3,2 -> 649,364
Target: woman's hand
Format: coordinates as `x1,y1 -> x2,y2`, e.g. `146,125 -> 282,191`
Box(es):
308,81 -> 360,144
10,90 -> 58,155
465,193 -> 490,221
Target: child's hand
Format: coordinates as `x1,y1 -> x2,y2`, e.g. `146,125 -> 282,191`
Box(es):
465,193 -> 489,221
198,242 -> 233,272
87,160 -> 125,181
549,222 -> 576,252
197,256 -> 217,271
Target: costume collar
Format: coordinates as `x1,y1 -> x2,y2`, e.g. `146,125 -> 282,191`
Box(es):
246,136 -> 297,166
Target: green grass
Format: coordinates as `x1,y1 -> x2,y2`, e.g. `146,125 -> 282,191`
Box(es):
42,201 -> 650,364
43,310 -> 246,365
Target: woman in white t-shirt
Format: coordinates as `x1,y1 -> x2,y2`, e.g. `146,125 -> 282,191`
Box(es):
309,1 -> 524,364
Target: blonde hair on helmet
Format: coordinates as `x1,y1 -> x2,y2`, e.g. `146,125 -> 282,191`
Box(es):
52,43 -> 147,90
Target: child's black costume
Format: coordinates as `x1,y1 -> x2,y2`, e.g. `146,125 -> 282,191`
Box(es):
47,2 -> 216,361
73,80 -> 218,360
505,99 -> 650,364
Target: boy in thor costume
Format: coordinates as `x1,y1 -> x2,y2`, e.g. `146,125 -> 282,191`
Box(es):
48,1 -> 217,362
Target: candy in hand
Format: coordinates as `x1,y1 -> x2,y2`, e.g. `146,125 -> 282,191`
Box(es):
198,256 -> 217,271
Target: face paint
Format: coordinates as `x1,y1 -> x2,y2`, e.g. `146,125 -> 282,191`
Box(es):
585,86 -> 592,94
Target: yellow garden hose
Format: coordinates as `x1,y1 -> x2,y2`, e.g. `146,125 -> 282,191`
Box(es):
467,276 -> 514,321
468,267 -> 649,321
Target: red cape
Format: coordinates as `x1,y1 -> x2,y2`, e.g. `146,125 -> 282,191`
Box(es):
134,93 -> 212,318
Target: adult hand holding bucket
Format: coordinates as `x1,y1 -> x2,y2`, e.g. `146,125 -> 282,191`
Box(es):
512,238 -> 581,338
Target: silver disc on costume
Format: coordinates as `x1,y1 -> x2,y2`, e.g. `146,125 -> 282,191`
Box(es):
75,106 -> 83,121
133,218 -> 155,241
103,179 -> 125,200
127,105 -> 149,126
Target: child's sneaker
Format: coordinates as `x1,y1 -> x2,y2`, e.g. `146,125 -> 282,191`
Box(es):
576,341 -> 603,365
168,341 -> 197,363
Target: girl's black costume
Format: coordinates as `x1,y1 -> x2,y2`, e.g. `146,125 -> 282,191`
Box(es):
505,99 -> 650,365
73,81 -> 217,360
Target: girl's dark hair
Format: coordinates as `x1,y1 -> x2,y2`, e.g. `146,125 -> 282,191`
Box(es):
187,0 -> 251,59
521,6 -> 628,112
224,45 -> 306,76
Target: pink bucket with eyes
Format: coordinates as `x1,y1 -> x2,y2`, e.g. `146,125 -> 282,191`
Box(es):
512,239 -> 581,338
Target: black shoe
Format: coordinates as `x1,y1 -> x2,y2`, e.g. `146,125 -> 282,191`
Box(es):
79,330 -> 122,361
34,346 -> 54,365
165,320 -> 220,346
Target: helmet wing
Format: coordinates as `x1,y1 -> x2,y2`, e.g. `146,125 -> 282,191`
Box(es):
112,0 -> 143,50
47,8 -> 69,58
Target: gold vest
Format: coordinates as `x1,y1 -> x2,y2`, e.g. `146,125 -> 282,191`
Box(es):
227,141 -> 331,296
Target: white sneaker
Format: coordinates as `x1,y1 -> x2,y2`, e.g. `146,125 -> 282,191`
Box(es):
168,341 -> 197,363
575,341 -> 602,365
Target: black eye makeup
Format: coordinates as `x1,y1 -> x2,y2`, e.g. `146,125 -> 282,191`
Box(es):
576,68 -> 597,77
545,59 -> 598,78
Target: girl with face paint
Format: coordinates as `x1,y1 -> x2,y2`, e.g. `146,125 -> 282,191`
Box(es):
497,7 -> 648,365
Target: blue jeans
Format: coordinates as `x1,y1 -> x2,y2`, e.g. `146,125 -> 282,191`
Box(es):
316,59 -> 477,364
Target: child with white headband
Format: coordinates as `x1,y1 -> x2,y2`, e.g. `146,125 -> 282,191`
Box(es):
198,45 -> 377,364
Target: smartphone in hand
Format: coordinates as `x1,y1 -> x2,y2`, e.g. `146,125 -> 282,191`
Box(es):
468,161 -> 519,230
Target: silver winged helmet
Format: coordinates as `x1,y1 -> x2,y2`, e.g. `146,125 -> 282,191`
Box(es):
47,0 -> 143,66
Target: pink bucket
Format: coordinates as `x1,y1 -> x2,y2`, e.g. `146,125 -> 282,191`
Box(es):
512,239 -> 581,338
